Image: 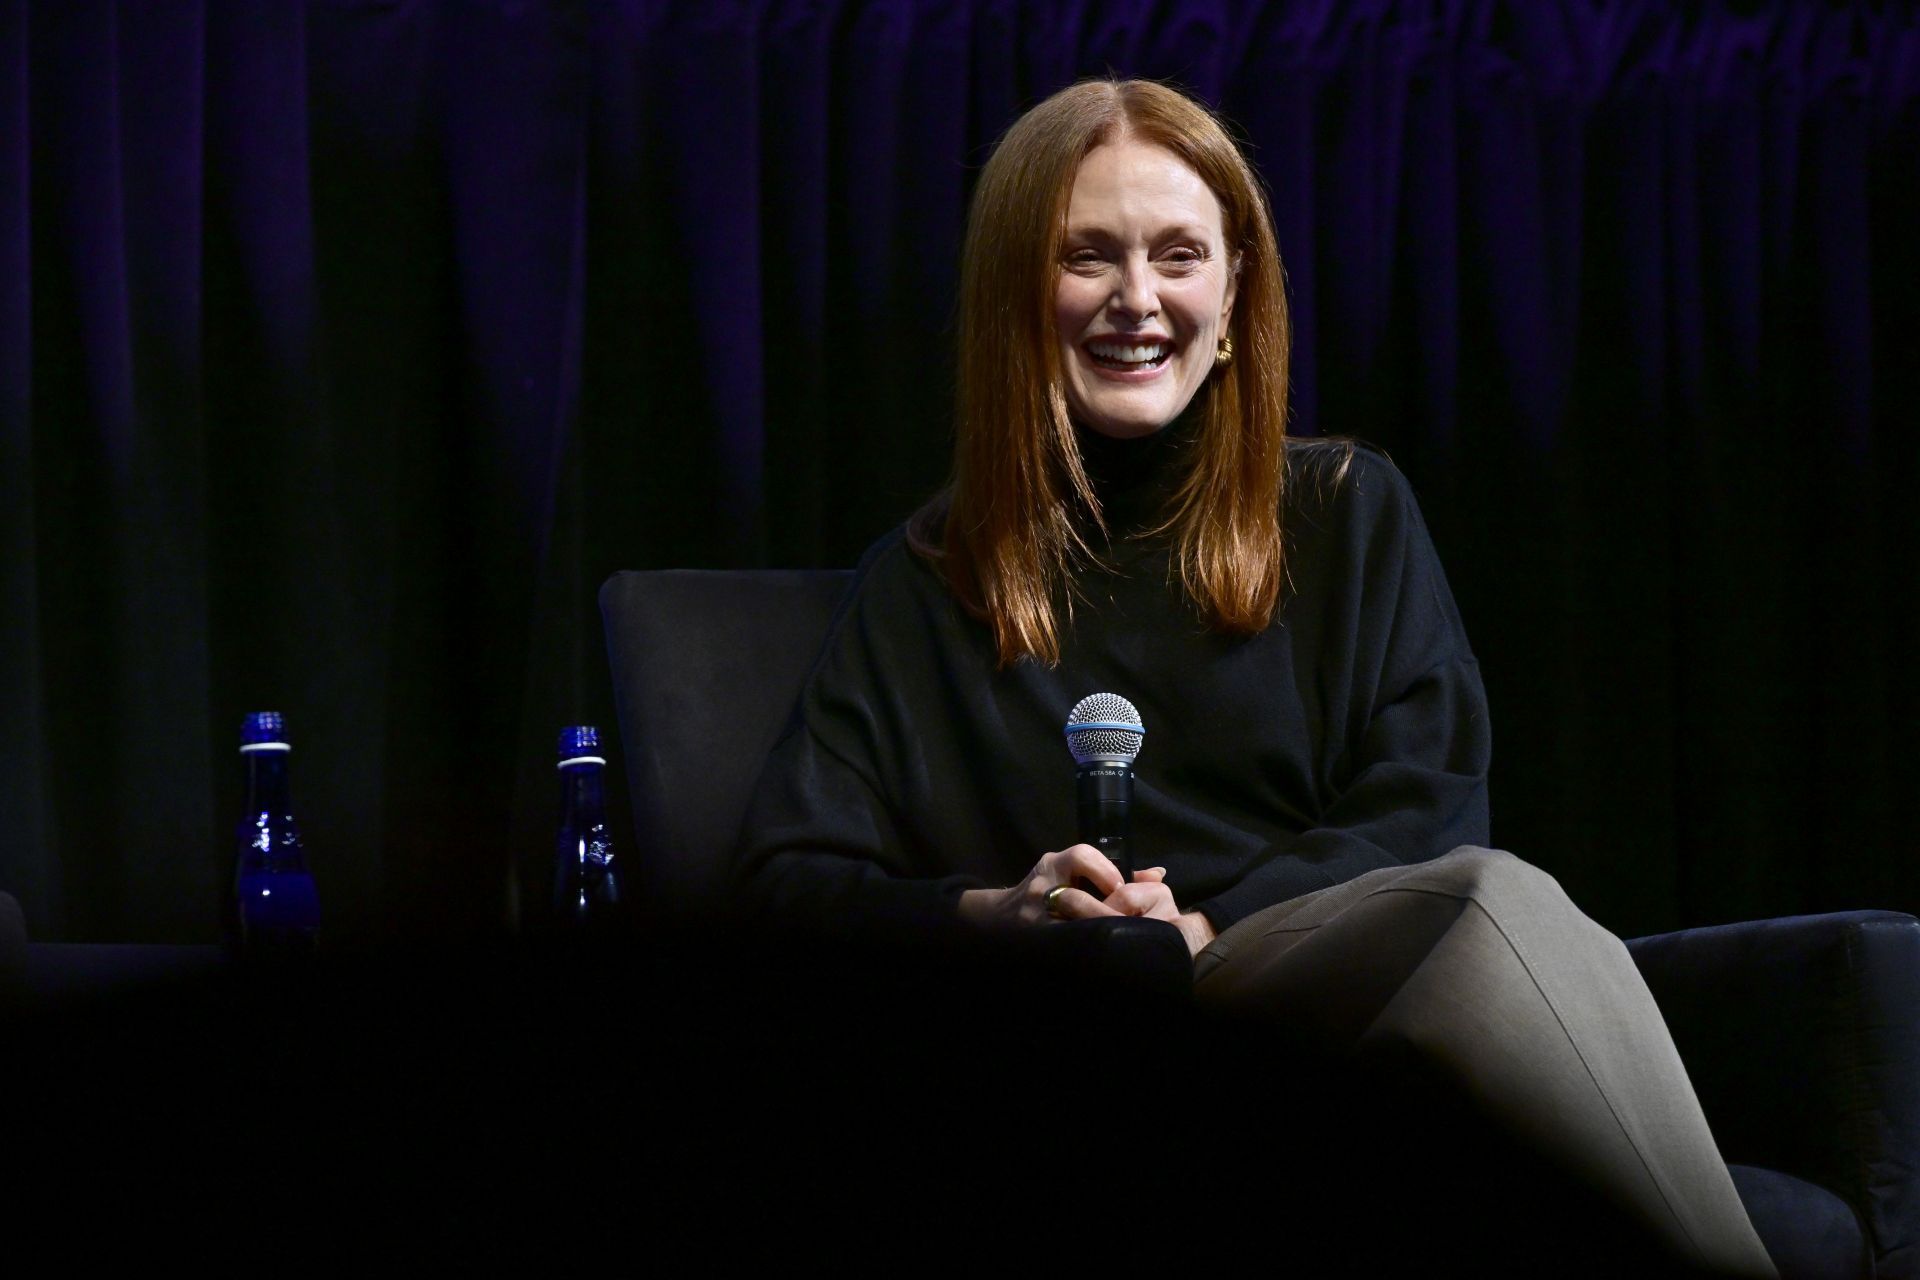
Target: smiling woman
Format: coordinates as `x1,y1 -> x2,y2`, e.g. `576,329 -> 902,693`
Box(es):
733,78 -> 1779,1276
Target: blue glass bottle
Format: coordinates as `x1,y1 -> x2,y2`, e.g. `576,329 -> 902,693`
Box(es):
553,726 -> 623,924
232,711 -> 321,956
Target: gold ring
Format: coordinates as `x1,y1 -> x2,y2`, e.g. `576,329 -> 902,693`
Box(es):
1045,885 -> 1070,917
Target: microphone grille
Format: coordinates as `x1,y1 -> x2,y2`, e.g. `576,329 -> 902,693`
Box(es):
1064,691 -> 1145,765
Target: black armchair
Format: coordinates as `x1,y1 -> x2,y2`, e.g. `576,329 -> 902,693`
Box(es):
1627,912 -> 1920,1278
601,568 -> 1920,1279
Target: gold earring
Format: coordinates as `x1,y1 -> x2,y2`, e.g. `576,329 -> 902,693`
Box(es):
1214,336 -> 1234,368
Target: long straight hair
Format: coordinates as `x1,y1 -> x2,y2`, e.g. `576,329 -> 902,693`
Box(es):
908,79 -> 1326,668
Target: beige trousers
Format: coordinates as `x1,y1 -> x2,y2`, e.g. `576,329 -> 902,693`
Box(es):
1193,846 -> 1777,1278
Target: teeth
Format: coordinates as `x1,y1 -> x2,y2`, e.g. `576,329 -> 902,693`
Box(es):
1089,341 -> 1168,363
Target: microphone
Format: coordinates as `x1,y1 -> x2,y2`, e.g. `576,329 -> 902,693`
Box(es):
1064,691 -> 1145,884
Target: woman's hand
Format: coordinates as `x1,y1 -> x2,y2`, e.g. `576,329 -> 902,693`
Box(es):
957,851 -> 1219,956
1103,867 -> 1218,957
957,843 -> 1124,929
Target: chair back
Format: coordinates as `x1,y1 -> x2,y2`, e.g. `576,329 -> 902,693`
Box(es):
599,569 -> 853,914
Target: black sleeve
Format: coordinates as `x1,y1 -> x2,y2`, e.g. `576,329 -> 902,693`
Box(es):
1191,456 -> 1492,933
730,535 -> 981,933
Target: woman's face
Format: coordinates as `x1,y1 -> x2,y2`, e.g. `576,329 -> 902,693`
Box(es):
1054,138 -> 1237,440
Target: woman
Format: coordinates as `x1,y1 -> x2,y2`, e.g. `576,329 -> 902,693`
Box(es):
735,79 -> 1774,1277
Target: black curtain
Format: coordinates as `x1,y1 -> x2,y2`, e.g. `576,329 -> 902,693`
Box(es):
3,0 -> 1916,944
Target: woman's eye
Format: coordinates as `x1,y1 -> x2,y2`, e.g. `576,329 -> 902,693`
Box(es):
1163,247 -> 1203,266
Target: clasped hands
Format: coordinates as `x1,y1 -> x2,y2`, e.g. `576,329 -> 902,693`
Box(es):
956,843 -> 1218,957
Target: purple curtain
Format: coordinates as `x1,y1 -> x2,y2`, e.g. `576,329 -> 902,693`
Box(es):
3,0 -> 1916,943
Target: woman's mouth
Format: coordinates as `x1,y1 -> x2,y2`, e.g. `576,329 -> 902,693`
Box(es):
1085,339 -> 1173,372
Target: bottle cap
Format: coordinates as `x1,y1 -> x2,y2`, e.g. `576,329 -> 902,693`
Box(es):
241,711 -> 291,752
557,725 -> 605,769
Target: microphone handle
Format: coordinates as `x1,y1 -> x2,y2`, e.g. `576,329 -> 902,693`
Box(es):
1076,762 -> 1133,883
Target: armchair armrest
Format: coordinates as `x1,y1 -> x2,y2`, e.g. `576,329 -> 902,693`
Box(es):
1626,910 -> 1920,1276
1043,915 -> 1193,1002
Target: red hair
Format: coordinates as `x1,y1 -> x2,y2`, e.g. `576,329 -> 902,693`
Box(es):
909,78 -> 1341,668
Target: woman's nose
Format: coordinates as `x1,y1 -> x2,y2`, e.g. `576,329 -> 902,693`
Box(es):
1111,256 -> 1158,321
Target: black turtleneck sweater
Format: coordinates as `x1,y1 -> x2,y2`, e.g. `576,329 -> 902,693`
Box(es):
733,415 -> 1491,936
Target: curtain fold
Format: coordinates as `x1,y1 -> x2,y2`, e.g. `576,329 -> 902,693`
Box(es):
2,0 -> 1915,942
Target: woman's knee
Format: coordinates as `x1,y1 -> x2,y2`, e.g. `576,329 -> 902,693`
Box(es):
1427,846 -> 1570,915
